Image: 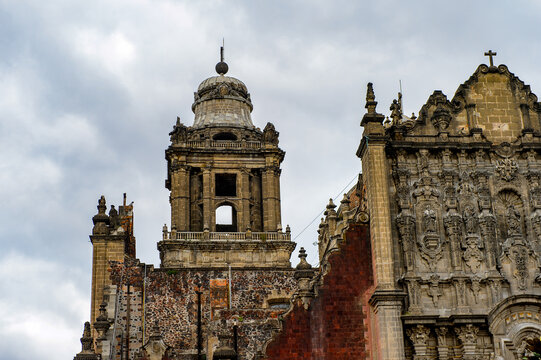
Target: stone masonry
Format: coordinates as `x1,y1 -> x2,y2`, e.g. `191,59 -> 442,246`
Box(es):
75,54 -> 541,360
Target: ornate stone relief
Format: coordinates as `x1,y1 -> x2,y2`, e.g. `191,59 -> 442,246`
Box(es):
418,205 -> 444,271
444,208 -> 463,271
461,204 -> 484,273
431,103 -> 453,131
406,325 -> 431,360
488,278 -> 503,305
495,158 -> 518,182
413,175 -> 440,202
427,274 -> 442,306
470,277 -> 481,304
497,190 -> 535,291
440,169 -> 458,209
393,168 -> 412,210
396,210 -> 416,272
455,324 -> 479,359
462,236 -> 484,274
473,170 -> 492,210
454,278 -> 468,311
479,210 -> 499,271
405,278 -> 421,313
435,327 -> 449,360
506,204 -> 522,237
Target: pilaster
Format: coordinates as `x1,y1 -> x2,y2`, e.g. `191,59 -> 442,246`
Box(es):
359,83 -> 404,360
202,167 -> 212,231
171,166 -> 190,231
369,291 -> 407,360
240,168 -> 250,231
262,167 -> 277,231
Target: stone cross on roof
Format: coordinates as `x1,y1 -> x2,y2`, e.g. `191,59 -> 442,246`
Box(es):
484,50 -> 497,67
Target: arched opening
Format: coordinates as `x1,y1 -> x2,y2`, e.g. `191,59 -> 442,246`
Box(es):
216,204 -> 237,232
213,132 -> 237,141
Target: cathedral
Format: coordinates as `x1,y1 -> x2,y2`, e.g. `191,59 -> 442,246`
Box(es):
74,51 -> 541,360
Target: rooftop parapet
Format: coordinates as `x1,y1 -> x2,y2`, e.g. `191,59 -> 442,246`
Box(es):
162,230 -> 291,241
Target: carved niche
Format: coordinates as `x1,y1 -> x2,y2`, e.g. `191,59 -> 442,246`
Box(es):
497,190 -> 537,291
417,205 -> 445,272
461,204 -> 484,273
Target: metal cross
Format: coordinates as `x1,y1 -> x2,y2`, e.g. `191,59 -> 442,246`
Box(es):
484,50 -> 497,67
220,38 -> 225,62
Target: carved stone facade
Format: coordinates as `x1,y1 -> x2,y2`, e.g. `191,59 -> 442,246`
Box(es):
79,56 -> 298,360
359,59 -> 541,359
77,55 -> 541,360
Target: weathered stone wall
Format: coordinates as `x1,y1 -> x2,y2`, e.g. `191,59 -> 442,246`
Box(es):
380,63 -> 541,358
265,224 -> 373,360
106,263 -> 296,360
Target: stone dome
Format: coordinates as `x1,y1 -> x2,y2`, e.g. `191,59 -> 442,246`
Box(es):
191,74 -> 254,129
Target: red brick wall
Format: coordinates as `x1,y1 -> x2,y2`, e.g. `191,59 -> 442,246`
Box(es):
265,224 -> 373,360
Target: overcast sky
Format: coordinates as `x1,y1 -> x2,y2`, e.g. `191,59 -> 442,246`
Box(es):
1,0 -> 540,358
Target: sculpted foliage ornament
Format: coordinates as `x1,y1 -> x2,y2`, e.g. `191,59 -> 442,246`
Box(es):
495,158 -> 518,181
431,103 -> 453,131
407,324 -> 431,345
455,324 -> 479,357
407,325 -> 431,359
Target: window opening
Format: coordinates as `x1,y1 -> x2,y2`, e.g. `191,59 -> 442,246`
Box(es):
216,204 -> 237,232
216,174 -> 236,197
213,132 -> 237,141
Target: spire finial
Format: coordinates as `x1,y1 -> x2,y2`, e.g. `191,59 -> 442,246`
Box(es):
296,247 -> 312,270
216,40 -> 229,75
361,82 -> 385,127
365,82 -> 377,114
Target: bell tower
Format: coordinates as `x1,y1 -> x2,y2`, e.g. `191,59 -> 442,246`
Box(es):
158,49 -> 294,268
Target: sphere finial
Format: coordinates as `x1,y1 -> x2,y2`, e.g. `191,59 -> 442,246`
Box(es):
215,44 -> 228,75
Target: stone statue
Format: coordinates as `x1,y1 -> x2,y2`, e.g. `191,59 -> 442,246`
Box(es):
109,205 -> 120,229
463,205 -> 478,234
507,205 -> 522,236
423,207 -> 437,233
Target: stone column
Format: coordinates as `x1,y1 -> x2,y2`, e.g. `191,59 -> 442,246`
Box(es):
406,325 -> 430,360
239,168 -> 250,231
171,166 -> 190,231
435,327 -> 449,360
274,167 -> 282,229
262,167 -> 277,231
202,167 -> 212,231
455,324 -> 479,360
251,172 -> 263,231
